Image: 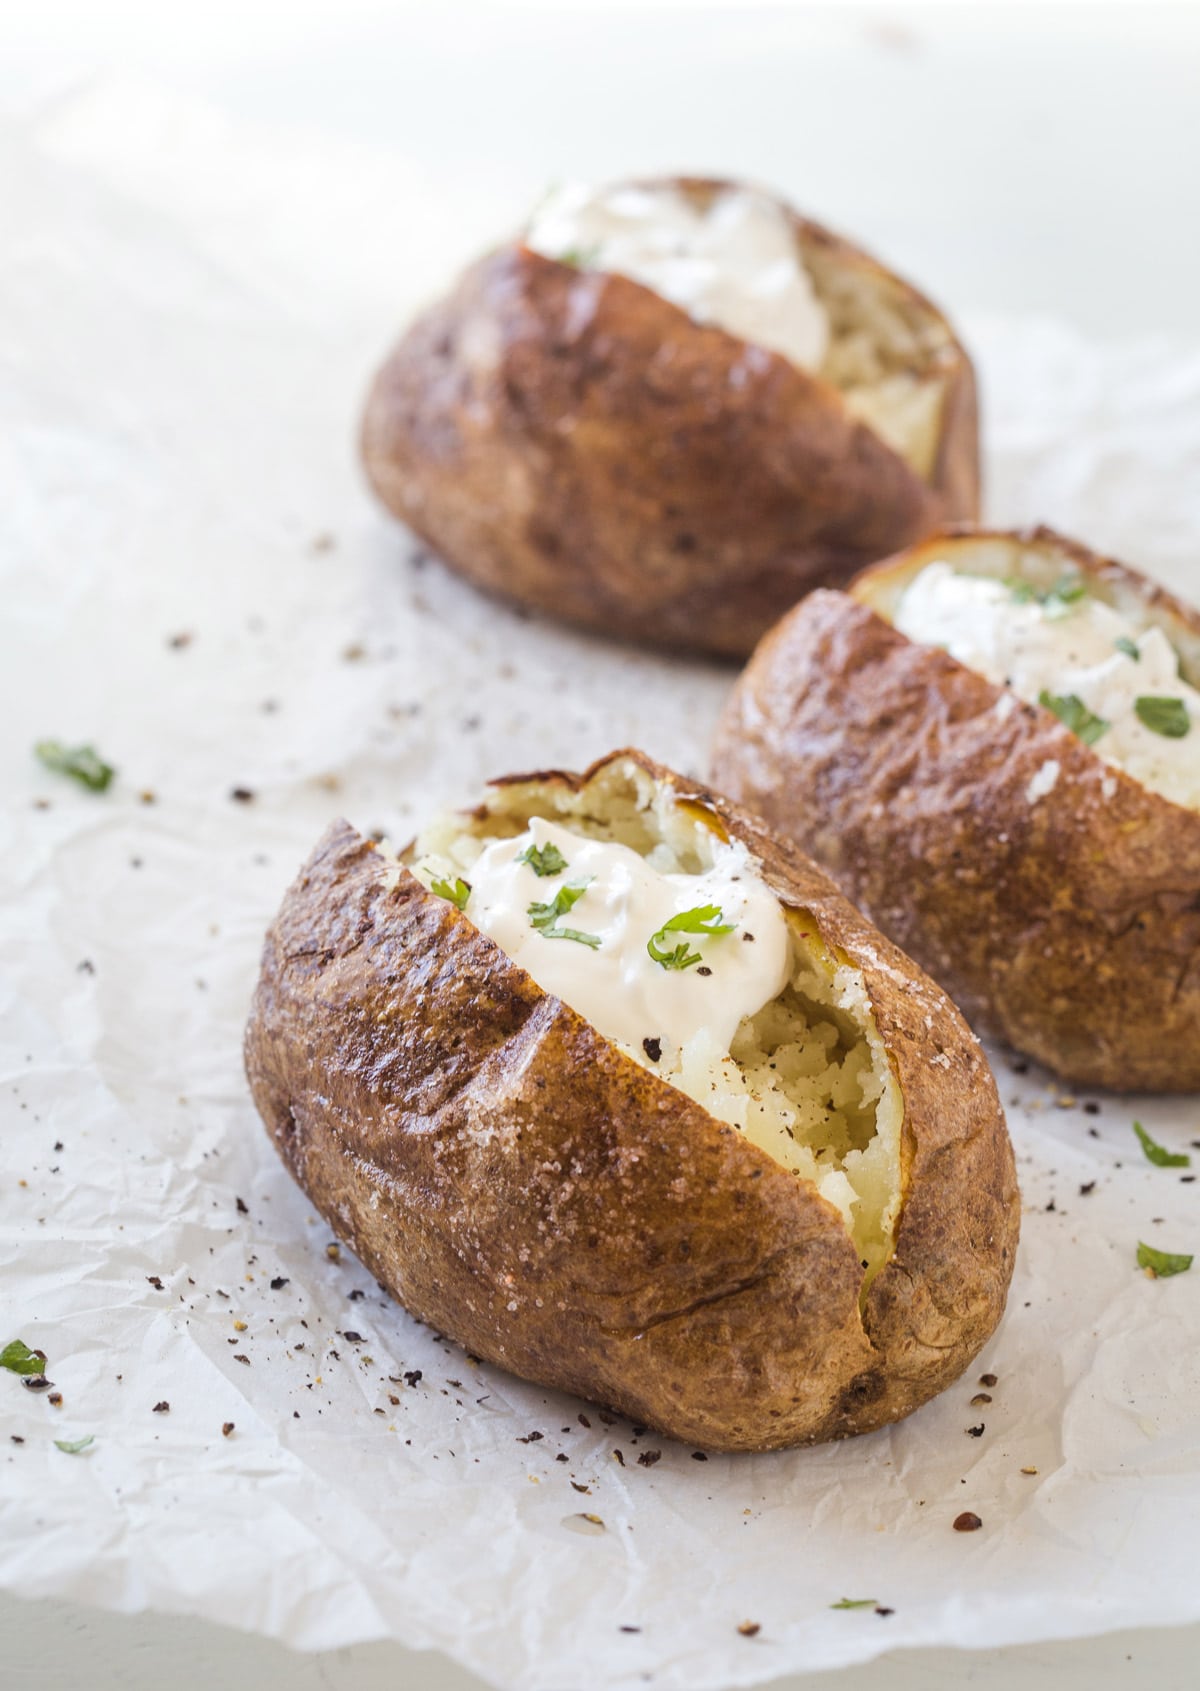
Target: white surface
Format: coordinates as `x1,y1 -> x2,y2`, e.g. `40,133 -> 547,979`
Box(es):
9,1591 -> 1200,1691
4,7 -> 1200,1690
5,1 -> 1200,341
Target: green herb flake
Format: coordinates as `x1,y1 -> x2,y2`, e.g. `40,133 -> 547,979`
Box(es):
528,881 -> 600,947
1114,635 -> 1141,661
1134,695 -> 1191,739
1007,576 -> 1086,617
1137,1241 -> 1193,1279
430,876 -> 471,912
528,881 -> 589,928
1038,690 -> 1110,746
648,940 -> 702,970
647,905 -> 735,970
542,925 -> 601,949
1133,1121 -> 1191,1168
0,1340 -> 47,1377
1042,577 -> 1088,619
557,244 -> 601,270
830,1598 -> 877,1610
54,1435 -> 95,1455
34,740 -> 115,793
516,842 -> 568,878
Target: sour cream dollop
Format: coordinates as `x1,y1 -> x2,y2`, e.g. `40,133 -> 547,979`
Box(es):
894,561 -> 1199,811
423,817 -> 792,1062
525,181 -> 830,372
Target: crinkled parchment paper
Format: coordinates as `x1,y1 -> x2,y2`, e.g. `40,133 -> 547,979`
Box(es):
3,83 -> 1200,1691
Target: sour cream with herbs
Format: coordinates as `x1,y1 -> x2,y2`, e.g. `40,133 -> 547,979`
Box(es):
525,181 -> 830,372
418,818 -> 792,1063
894,562 -> 1199,810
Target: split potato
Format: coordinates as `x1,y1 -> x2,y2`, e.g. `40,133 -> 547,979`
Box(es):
713,526 -> 1200,1091
245,751 -> 1018,1451
361,178 -> 979,658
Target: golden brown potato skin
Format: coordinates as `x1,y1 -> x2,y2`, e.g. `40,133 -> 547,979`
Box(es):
712,530 -> 1200,1091
360,180 -> 978,659
244,751 -> 1017,1451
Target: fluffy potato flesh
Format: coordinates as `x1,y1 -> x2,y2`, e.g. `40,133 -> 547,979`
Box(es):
412,757 -> 903,1286
802,230 -> 960,479
857,533 -> 1200,811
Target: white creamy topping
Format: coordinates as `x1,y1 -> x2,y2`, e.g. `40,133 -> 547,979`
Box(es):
525,181 -> 830,371
418,818 -> 792,1062
894,561 -> 1199,810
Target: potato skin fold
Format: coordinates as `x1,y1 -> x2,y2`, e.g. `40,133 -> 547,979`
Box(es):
712,531 -> 1200,1091
360,180 -> 978,659
244,752 -> 1017,1451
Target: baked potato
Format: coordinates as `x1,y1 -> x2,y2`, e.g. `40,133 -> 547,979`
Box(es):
360,177 -> 979,659
245,750 -> 1018,1451
712,526 -> 1200,1092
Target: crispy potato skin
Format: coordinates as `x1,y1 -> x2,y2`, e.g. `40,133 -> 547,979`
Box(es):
360,182 -> 978,659
244,752 -> 1017,1451
712,535 -> 1200,1091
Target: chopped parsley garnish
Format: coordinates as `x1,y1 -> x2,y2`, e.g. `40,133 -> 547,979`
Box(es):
34,740 -> 115,792
647,905 -> 734,970
649,940 -> 702,970
830,1598 -> 877,1610
430,876 -> 471,911
1137,1241 -> 1193,1278
557,244 -> 601,270
54,1435 -> 95,1455
528,881 -> 589,927
516,842 -> 568,878
1041,577 -> 1088,619
1133,1121 -> 1190,1168
1134,695 -> 1191,739
1038,690 -> 1109,746
1007,576 -> 1087,618
1114,635 -> 1141,661
528,881 -> 600,947
0,1340 -> 47,1376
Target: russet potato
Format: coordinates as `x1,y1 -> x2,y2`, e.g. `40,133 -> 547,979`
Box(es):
361,179 -> 979,659
713,527 -> 1200,1091
245,752 -> 1018,1450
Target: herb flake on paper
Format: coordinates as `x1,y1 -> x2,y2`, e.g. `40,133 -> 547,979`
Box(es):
34,740 -> 115,792
0,1340 -> 47,1376
1137,1242 -> 1193,1278
1133,1121 -> 1190,1168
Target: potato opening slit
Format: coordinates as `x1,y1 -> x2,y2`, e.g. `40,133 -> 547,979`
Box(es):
856,533 -> 1200,813
530,180 -> 959,486
410,758 -> 904,1290
612,179 -> 959,481
859,534 -> 1200,688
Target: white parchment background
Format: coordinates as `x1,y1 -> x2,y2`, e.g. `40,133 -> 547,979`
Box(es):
3,83 -> 1200,1691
